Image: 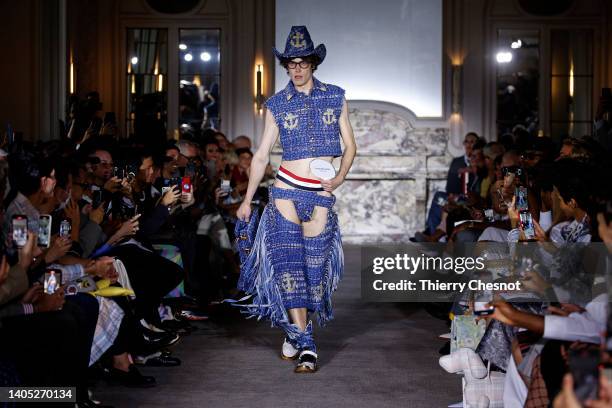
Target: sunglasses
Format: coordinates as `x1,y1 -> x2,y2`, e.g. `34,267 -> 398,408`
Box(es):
501,166 -> 523,176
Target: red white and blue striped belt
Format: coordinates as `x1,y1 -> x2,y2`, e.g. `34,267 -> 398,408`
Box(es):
275,166 -> 324,192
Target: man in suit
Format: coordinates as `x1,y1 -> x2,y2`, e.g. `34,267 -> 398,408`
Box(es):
446,132 -> 479,195
413,132 -> 481,241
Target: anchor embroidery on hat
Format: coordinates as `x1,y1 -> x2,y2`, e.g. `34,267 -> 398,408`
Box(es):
281,273 -> 296,293
322,108 -> 337,125
290,32 -> 306,48
283,113 -> 299,130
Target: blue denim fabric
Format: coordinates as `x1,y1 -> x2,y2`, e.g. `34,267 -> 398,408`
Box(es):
264,77 -> 344,161
425,191 -> 447,235
234,187 -> 344,351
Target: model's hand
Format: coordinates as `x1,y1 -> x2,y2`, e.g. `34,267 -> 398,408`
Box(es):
236,201 -> 252,222
320,175 -> 343,192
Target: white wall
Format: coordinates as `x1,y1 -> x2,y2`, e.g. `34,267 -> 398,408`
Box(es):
275,0 -> 443,118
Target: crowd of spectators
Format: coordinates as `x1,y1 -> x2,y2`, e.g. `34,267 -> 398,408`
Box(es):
0,92 -> 262,407
422,106 -> 612,406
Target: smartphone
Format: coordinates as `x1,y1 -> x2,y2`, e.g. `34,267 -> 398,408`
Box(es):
37,215 -> 52,248
569,348 -> 599,403
172,177 -> 182,191
125,163 -> 138,183
220,179 -> 231,196
181,177 -> 192,194
515,186 -> 528,211
519,211 -> 536,240
484,209 -> 495,222
59,219 -> 72,239
92,189 -> 103,209
11,214 -> 28,248
474,290 -> 495,316
113,166 -> 125,179
44,269 -> 62,295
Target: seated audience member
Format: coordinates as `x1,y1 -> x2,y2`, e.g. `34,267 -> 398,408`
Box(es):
232,135 -> 252,150
481,142 -> 505,200
413,134 -> 484,242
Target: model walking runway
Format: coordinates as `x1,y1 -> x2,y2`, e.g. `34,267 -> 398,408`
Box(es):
95,246 -> 460,407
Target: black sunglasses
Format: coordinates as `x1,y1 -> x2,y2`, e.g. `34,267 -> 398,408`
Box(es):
501,166 -> 523,176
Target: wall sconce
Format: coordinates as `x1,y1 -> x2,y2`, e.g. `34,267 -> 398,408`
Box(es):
69,48 -> 76,95
451,65 -> 462,115
255,64 -> 264,114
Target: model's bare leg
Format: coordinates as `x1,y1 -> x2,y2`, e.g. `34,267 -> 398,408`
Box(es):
274,198 -> 308,331
288,308 -> 308,330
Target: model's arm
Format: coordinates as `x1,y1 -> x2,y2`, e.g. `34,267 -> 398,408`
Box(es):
242,109 -> 280,205
321,99 -> 356,192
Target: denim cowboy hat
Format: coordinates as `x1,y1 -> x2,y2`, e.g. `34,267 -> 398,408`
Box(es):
273,26 -> 326,64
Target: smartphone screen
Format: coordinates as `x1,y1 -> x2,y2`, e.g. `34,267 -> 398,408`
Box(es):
515,186 -> 528,211
44,269 -> 62,295
181,177 -> 192,194
473,290 -> 494,316
221,179 -> 231,193
519,211 -> 536,240
59,219 -> 72,239
11,214 -> 28,248
38,215 -> 52,248
569,348 -> 599,403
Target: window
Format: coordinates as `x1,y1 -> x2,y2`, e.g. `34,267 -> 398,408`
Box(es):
178,29 -> 221,134
496,29 -> 540,137
126,28 -> 168,142
550,29 -> 593,140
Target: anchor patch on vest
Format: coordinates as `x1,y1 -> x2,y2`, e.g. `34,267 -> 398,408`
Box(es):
283,113 -> 299,130
290,32 -> 306,48
281,272 -> 296,293
322,108 -> 337,125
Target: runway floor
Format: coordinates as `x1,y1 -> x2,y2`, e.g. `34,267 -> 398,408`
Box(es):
96,245 -> 461,407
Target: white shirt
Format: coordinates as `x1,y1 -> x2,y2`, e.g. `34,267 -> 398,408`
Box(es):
543,293 -> 607,344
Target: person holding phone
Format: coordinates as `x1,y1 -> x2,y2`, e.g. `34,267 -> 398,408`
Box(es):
2,157 -> 57,256
234,26 -> 356,373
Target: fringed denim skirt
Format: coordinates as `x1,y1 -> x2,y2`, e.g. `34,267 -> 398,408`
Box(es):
235,186 -> 344,336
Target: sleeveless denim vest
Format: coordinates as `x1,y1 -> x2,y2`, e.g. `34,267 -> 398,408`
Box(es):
264,77 -> 344,161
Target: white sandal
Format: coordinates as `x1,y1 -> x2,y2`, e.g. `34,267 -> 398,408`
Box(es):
281,337 -> 300,360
